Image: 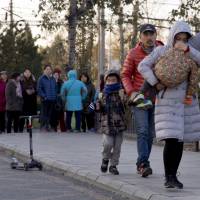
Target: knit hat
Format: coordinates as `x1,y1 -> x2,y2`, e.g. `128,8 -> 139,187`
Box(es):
104,69 -> 120,82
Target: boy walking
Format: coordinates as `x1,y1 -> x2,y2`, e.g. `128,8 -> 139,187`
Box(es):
97,69 -> 126,175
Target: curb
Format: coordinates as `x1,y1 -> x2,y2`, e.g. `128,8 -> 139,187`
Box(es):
0,143 -> 192,200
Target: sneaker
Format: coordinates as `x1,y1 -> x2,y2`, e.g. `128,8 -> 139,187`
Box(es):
138,164 -> 153,177
109,166 -> 119,175
128,93 -> 145,106
164,175 -> 183,189
101,159 -> 109,173
136,99 -> 153,110
66,129 -> 73,133
74,129 -> 81,133
87,128 -> 96,133
40,127 -> 50,133
133,93 -> 145,104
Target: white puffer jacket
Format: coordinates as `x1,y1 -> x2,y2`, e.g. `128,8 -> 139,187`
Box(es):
138,21 -> 200,142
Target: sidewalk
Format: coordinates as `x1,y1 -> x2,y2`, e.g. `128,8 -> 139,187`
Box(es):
0,132 -> 200,200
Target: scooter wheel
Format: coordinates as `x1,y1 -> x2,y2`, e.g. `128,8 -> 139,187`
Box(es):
24,163 -> 28,171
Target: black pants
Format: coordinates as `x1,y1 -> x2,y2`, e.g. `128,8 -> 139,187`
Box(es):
66,111 -> 81,131
40,100 -> 55,129
19,118 -> 29,132
163,138 -> 184,176
0,111 -> 5,132
81,112 -> 95,131
6,111 -> 21,133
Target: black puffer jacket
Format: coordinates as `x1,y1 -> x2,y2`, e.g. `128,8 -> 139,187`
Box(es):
82,80 -> 95,114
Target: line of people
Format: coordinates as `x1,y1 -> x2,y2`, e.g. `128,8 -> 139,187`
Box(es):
0,69 -> 37,133
0,65 -> 97,134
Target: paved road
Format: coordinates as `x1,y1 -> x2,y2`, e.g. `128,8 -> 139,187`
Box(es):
0,151 -> 129,200
1,132 -> 200,200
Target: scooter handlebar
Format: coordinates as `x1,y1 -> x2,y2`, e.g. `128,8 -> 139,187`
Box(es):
19,115 -> 39,120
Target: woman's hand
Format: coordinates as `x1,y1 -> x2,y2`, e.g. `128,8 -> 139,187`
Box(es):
156,83 -> 165,91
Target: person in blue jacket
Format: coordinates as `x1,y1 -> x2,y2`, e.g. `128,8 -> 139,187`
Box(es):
61,70 -> 87,132
37,65 -> 57,132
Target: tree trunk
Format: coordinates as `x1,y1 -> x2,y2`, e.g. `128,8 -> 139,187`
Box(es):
98,5 -> 105,75
86,23 -> 94,73
131,0 -> 139,48
118,6 -> 124,66
68,0 -> 78,68
78,18 -> 86,73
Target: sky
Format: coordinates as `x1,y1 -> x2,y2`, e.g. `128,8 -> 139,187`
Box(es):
0,0 -> 53,46
0,0 -> 181,47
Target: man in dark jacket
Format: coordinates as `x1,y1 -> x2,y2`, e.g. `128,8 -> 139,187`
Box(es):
37,65 -> 57,132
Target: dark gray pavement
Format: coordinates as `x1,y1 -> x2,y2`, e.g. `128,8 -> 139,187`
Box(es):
0,132 -> 200,200
0,151 -> 129,200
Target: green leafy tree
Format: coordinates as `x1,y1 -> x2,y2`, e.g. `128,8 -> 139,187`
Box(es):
0,23 -> 42,77
170,0 -> 200,32
39,0 -> 96,69
41,34 -> 68,68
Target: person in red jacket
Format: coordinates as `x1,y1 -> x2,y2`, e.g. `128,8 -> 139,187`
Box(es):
0,71 -> 8,133
121,24 -> 163,177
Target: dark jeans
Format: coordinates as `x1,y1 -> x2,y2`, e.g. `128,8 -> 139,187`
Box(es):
66,110 -> 81,131
0,111 -> 5,132
40,100 -> 55,129
59,112 -> 66,132
163,138 -> 184,176
6,111 -> 21,133
132,106 -> 155,167
81,112 -> 95,131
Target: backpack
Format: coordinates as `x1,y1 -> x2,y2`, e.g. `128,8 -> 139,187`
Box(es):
154,48 -> 198,89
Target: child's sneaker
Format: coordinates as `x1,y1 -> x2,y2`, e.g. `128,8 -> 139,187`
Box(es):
136,99 -> 153,109
132,93 -> 145,104
109,166 -> 119,175
101,159 -> 109,173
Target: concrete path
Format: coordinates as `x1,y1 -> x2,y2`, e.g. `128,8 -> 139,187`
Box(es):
0,132 -> 200,200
